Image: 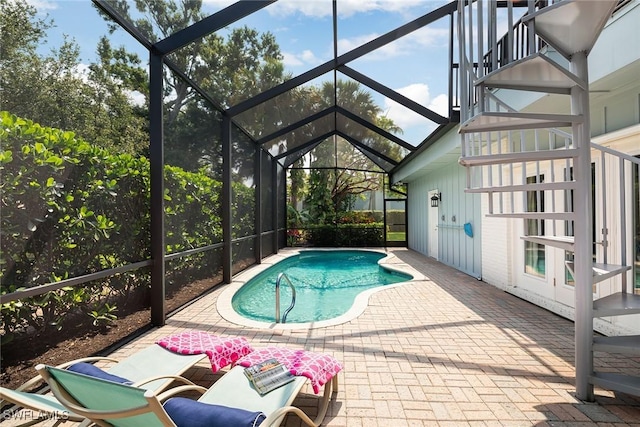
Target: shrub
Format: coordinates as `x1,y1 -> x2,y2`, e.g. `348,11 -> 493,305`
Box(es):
305,223 -> 384,247
0,112 -> 255,339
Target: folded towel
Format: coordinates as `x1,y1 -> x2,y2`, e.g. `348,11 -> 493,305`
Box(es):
156,331 -> 254,373
235,347 -> 342,394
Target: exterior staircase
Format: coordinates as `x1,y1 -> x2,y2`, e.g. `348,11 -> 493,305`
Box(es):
457,0 -> 639,401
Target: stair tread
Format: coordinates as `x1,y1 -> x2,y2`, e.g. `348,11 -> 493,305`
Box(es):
566,262 -> 631,285
459,148 -> 580,166
459,112 -> 582,133
522,0 -> 618,59
476,53 -> 585,93
593,335 -> 640,355
521,235 -> 574,251
593,292 -> 640,317
465,181 -> 576,194
590,372 -> 640,397
487,212 -> 574,220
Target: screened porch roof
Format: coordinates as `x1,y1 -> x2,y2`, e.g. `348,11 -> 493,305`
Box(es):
93,0 -> 461,174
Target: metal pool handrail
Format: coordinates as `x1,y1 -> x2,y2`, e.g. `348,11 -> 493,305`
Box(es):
275,272 -> 297,323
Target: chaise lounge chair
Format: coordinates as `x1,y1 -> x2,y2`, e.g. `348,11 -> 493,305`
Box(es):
36,360 -> 339,427
1,332 -> 254,426
0,346 -> 205,426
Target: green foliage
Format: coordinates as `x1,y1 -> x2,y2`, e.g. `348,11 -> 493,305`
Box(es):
0,112 -> 149,287
304,167 -> 336,224
0,112 -> 254,338
287,204 -> 302,228
0,111 -> 149,335
164,165 -> 222,255
337,211 -> 378,224
300,80 -> 394,225
385,210 -> 406,230
0,0 -> 148,155
88,303 -> 118,327
102,0 -> 286,130
306,224 -> 384,247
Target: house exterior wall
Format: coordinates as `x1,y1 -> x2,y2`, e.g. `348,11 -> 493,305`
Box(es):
591,84 -> 640,137
590,2 -> 640,137
407,162 -> 483,279
586,2 -> 640,334
484,2 -> 640,335
589,1 -> 640,86
395,1 -> 640,336
591,125 -> 640,334
480,199 -> 512,291
407,179 -> 430,255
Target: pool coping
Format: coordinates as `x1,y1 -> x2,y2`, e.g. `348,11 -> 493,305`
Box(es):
216,247 -> 426,330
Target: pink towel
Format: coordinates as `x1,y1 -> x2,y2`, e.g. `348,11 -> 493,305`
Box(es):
235,347 -> 342,394
156,331 -> 254,373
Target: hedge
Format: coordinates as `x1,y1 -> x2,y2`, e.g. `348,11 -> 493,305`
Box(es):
0,112 -> 254,340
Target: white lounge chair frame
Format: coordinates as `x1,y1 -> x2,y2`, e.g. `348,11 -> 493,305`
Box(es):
1,345 -> 205,426
36,363 -> 338,427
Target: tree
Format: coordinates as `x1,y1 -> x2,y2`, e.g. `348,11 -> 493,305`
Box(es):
302,80 -> 403,224
85,37 -> 150,154
102,1 -> 285,120
102,1 -> 287,175
0,0 -> 148,155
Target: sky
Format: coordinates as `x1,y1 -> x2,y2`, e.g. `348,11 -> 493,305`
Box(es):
33,0 -> 455,146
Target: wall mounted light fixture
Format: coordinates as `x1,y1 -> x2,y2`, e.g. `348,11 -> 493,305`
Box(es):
430,192 -> 441,208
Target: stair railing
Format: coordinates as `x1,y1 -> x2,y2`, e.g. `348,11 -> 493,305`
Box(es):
482,0 -> 549,76
592,142 -> 639,295
275,272 -> 297,323
457,0 -> 639,401
458,0 -> 551,123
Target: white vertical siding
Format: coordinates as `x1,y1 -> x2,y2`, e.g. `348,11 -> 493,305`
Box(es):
407,177 -> 429,255
480,195 -> 513,290
407,164 -> 482,279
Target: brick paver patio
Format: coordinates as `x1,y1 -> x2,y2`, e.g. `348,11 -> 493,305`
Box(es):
3,248 -> 639,426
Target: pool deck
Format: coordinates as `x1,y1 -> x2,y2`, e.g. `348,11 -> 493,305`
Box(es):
4,248 -> 640,426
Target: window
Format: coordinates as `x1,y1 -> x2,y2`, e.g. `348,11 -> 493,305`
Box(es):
564,167 -> 574,286
524,175 -> 545,277
634,156 -> 640,294
564,164 -> 597,289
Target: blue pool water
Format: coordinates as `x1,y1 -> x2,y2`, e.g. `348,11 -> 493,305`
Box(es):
232,250 -> 412,323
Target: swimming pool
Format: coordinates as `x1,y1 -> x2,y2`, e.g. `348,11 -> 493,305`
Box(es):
230,250 -> 412,324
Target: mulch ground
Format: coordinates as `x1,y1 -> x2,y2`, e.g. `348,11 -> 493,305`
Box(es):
0,277 -> 217,392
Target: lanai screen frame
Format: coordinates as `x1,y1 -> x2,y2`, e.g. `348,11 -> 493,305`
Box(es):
87,0 -> 461,326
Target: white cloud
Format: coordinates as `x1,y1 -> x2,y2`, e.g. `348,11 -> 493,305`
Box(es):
409,26 -> 451,48
337,33 -> 381,54
201,0 -> 239,10
300,49 -> 319,63
127,91 -> 146,107
383,83 -> 430,129
27,0 -> 57,11
382,83 -> 448,129
269,0 -> 333,18
337,26 -> 449,59
72,63 -> 91,83
268,0 -> 437,19
397,83 -> 431,105
282,49 -> 322,68
428,93 -> 449,117
282,52 -> 304,67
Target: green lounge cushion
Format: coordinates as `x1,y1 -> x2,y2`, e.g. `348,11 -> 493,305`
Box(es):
164,397 -> 265,427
